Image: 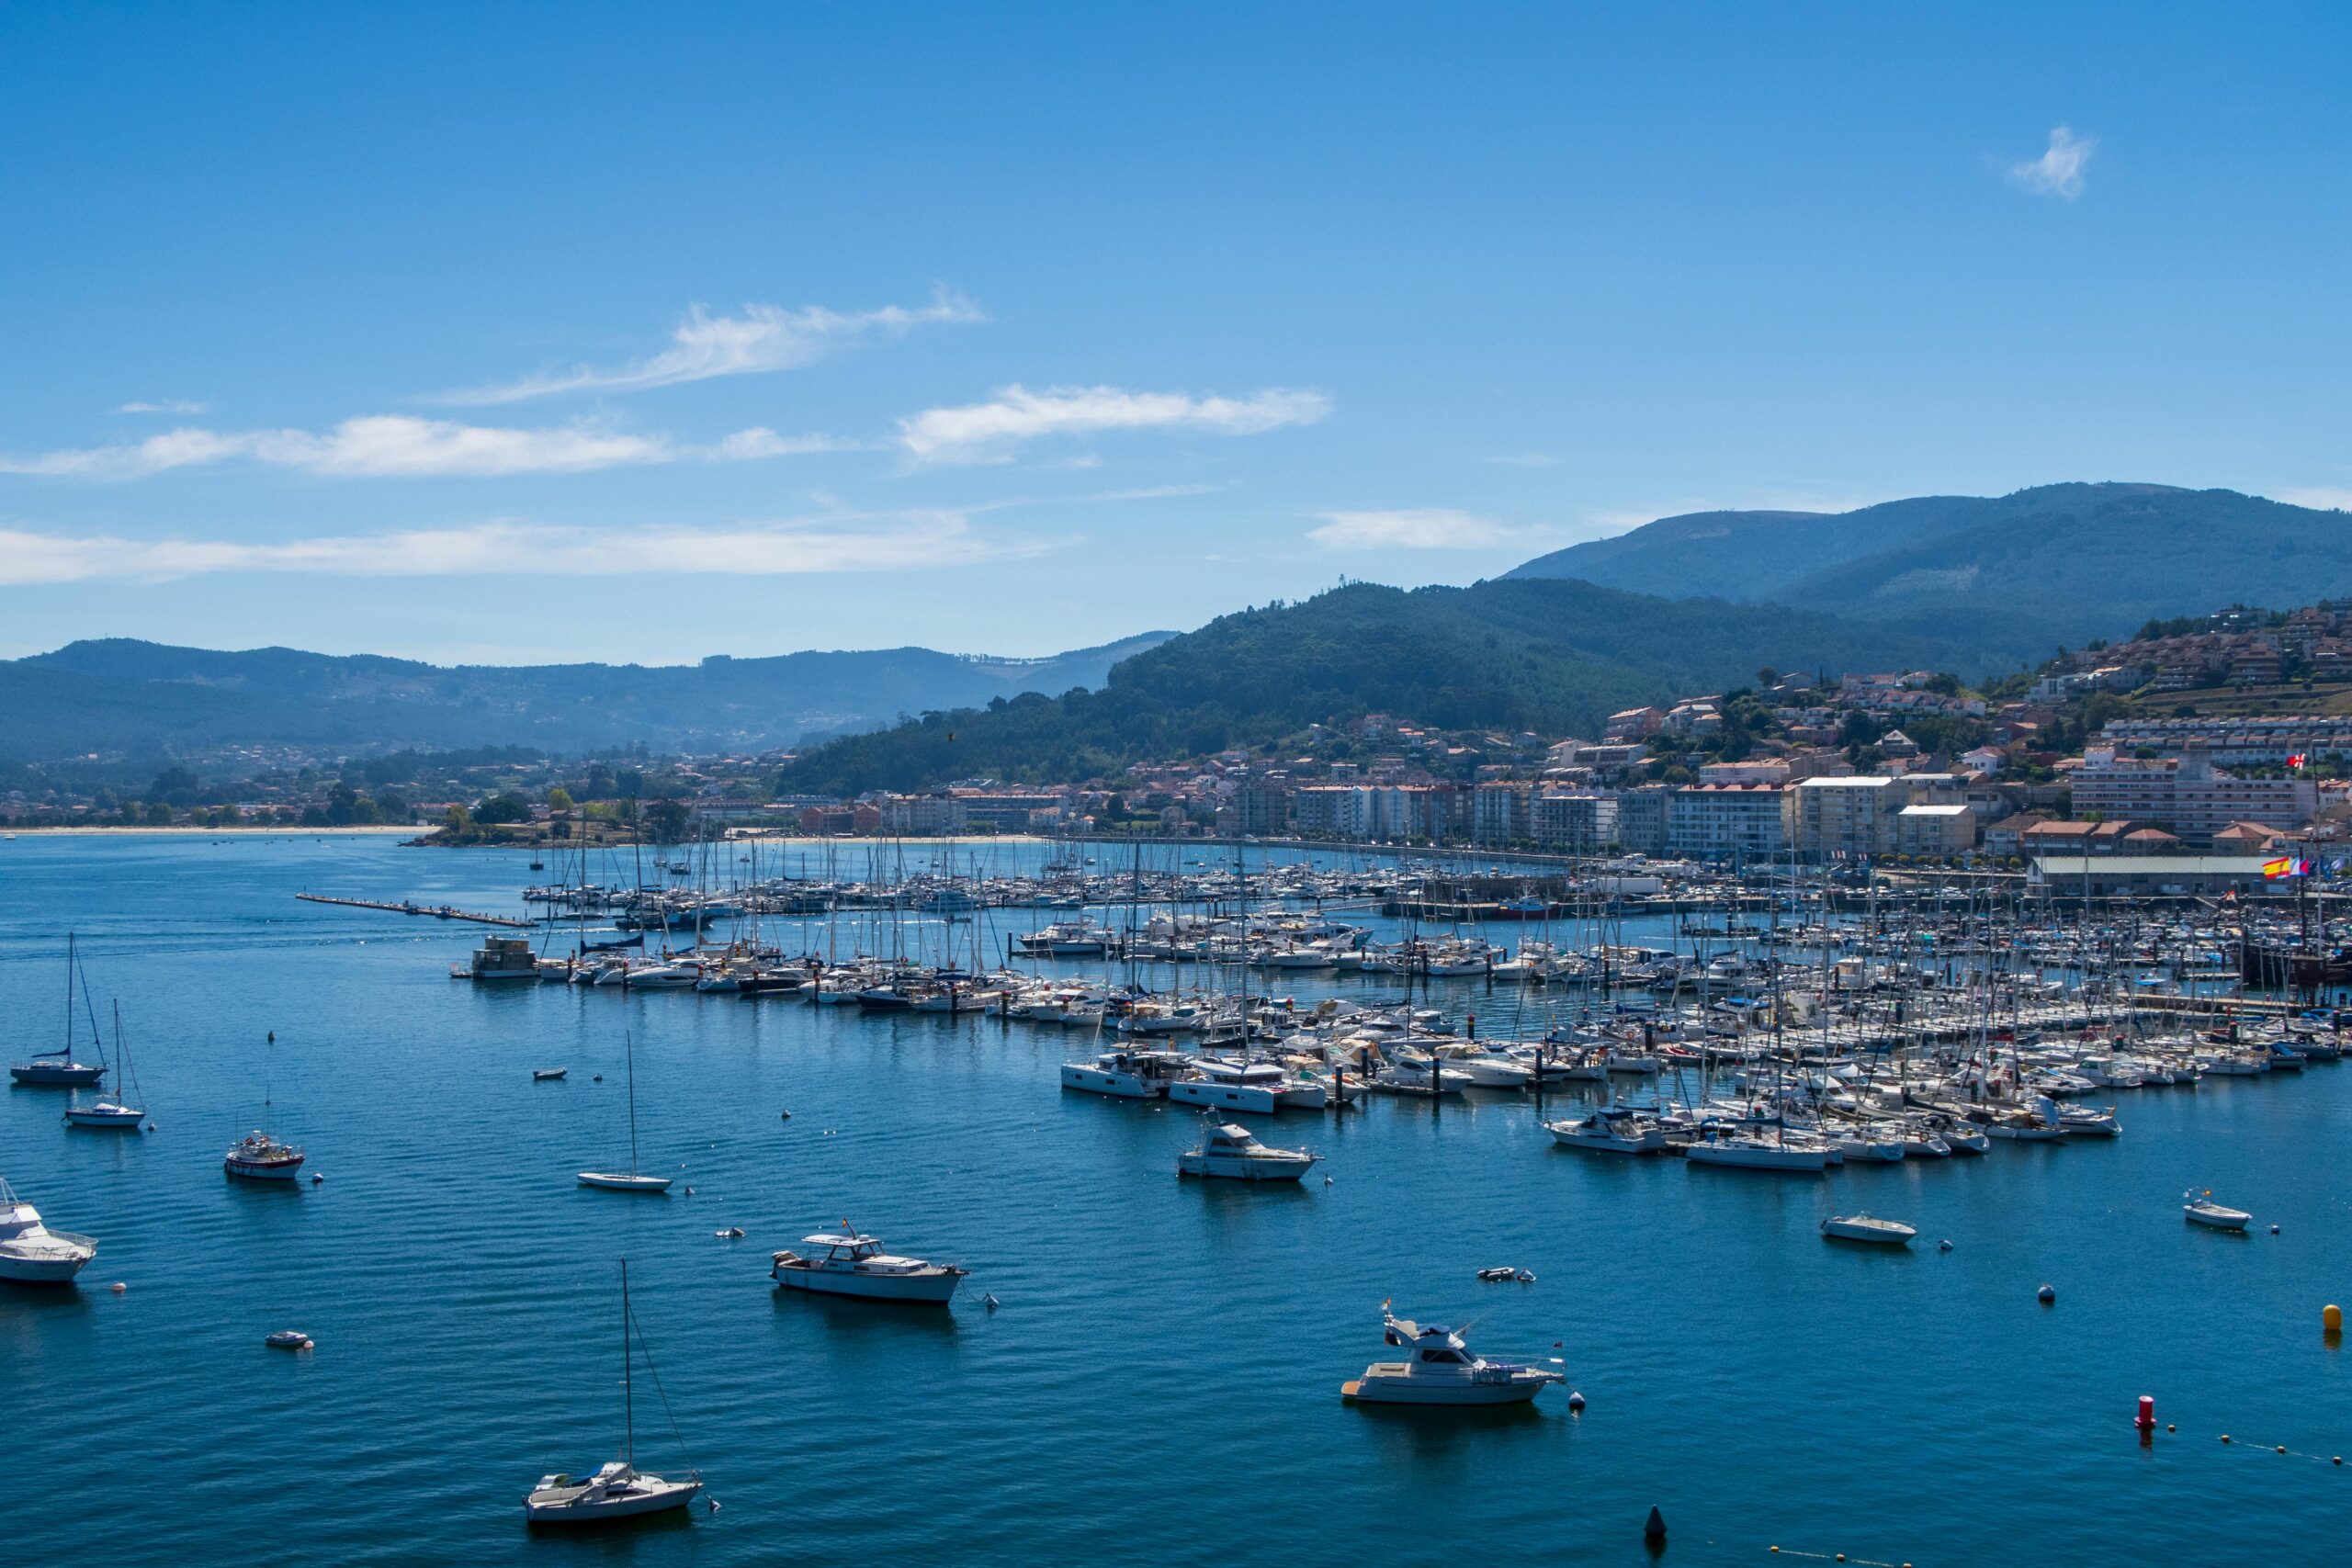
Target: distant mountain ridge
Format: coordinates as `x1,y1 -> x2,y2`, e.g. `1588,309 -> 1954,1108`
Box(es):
0,632 -> 1175,761
1506,483 -> 2352,645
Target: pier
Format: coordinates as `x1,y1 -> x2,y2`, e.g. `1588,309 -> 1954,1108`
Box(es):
297,894 -> 534,928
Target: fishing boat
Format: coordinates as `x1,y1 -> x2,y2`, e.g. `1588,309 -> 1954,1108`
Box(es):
0,1178 -> 98,1285
1820,1213 -> 1917,1246
524,1261 -> 704,1525
578,1032 -> 672,1192
224,1130 -> 307,1180
1341,1307 -> 1563,1406
769,1229 -> 967,1303
2183,1191 -> 2251,1231
63,1002 -> 145,1130
10,934 -> 107,1087
1177,1122 -> 1318,1180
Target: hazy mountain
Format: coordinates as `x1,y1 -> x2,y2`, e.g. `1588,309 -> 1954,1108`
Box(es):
1506,483 -> 2352,645
778,578 -> 2039,794
0,632 -> 1176,762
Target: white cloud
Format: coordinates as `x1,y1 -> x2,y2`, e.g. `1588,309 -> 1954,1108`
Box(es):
114,399 -> 209,415
2009,126 -> 2095,199
899,384 -> 1329,464
440,288 -> 984,403
0,415 -> 843,479
0,511 -> 1042,585
1308,508 -> 1549,551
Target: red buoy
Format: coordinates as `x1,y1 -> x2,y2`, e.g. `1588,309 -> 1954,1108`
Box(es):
2136,1396 -> 2156,1432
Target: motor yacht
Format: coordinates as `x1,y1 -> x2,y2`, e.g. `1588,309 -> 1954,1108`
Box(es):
1060,1048 -> 1189,1099
1342,1309 -> 1563,1405
1177,1122 -> 1318,1180
1820,1213 -> 1917,1246
0,1178 -> 97,1284
770,1230 -> 967,1303
1545,1105 -> 1667,1154
1168,1058 -> 1290,1114
224,1130 -> 306,1180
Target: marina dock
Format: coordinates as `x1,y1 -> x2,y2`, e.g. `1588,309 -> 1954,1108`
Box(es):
297,893 -> 533,928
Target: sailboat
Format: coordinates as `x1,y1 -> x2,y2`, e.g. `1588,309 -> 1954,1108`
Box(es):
10,935 -> 107,1088
578,1032 -> 672,1191
523,1261 -> 705,1524
64,1003 -> 147,1130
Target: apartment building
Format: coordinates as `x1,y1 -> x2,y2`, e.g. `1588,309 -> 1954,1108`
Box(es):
1666,783 -> 1786,861
1532,791 -> 1616,852
2070,745 -> 2316,846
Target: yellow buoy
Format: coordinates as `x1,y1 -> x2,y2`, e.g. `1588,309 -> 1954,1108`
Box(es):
2325,1303 -> 2343,1333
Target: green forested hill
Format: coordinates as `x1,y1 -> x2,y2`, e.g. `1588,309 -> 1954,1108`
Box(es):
777,578 -> 2043,793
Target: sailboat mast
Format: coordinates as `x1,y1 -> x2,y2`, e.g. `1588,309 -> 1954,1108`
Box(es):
620,1259 -> 635,1466
625,1032 -> 640,1176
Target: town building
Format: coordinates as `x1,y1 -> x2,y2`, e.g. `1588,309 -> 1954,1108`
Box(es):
1666,783 -> 1786,861
1532,791 -> 1616,852
2070,744 -> 2317,846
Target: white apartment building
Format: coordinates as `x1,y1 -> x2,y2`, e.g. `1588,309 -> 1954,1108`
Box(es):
1532,791 -> 1616,852
1783,775 -> 1903,858
2070,745 -> 2317,845
1666,784 -> 1785,861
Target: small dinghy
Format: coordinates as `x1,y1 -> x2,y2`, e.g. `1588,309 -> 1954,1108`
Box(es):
1820,1213 -> 1917,1246
2183,1191 -> 2251,1231
265,1329 -> 314,1350
1476,1266 -> 1535,1282
534,1067 -> 569,1082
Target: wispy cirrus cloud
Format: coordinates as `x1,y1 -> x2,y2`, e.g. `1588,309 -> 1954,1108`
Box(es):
1308,508 -> 1555,551
0,416 -> 852,479
899,384 -> 1329,464
114,398 -> 210,415
2008,125 -> 2095,199
439,288 -> 984,404
0,510 -> 1042,585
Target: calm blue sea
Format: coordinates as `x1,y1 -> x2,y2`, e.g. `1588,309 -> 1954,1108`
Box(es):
3,833 -> 2347,1567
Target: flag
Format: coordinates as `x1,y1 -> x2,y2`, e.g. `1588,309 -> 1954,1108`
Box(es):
2289,753 -> 2306,770
2263,857 -> 2294,878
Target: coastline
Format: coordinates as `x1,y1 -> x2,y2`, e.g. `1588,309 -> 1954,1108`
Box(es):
3,824 -> 423,838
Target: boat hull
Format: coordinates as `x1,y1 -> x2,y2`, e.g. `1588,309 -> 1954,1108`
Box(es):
577,1172 -> 673,1192
63,1105 -> 143,1129
9,1063 -> 104,1087
1059,1066 -> 1165,1099
525,1478 -> 702,1524
772,1266 -> 962,1303
1167,1080 -> 1280,1114
225,1156 -> 306,1180
1177,1153 -> 1316,1180
1344,1370 -> 1554,1405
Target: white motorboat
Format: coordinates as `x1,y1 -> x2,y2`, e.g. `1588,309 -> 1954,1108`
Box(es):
1060,1048 -> 1188,1099
770,1229 -> 967,1303
2060,1104 -> 2121,1137
1342,1308 -> 1563,1406
224,1130 -> 307,1180
525,1262 -> 704,1525
2183,1191 -> 2251,1231
0,1178 -> 98,1284
1178,1122 -> 1318,1180
1820,1213 -> 1917,1246
1683,1130 -> 1832,1172
578,1031 -> 672,1193
1545,1106 -> 1667,1154
1167,1058 -> 1288,1115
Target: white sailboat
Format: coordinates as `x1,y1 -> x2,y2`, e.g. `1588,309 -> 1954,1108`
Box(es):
64,1002 -> 146,1130
524,1261 -> 704,1524
578,1032 -> 672,1191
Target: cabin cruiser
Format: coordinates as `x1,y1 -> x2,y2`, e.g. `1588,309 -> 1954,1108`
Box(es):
2059,1103 -> 2121,1137
770,1230 -> 967,1303
1061,1048 -> 1191,1099
1342,1309 -> 1563,1405
224,1130 -> 306,1180
1012,920 -> 1117,958
453,934 -> 539,981
1433,1045 -> 1535,1089
2183,1191 -> 2251,1231
0,1178 -> 97,1284
1545,1105 -> 1667,1154
1178,1122 -> 1318,1180
1371,1054 -> 1472,1096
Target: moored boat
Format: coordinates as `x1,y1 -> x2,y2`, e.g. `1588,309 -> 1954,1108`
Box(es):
0,1178 -> 98,1284
1341,1308 -> 1562,1405
770,1229 -> 967,1303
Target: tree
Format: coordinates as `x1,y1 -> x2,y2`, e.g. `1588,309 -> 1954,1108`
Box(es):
472,791 -> 533,826
643,798 -> 692,842
1757,666 -> 1779,689
444,805 -> 471,834
547,786 -> 575,813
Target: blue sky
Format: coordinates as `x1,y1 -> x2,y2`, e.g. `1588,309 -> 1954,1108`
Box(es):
3,2 -> 2346,664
